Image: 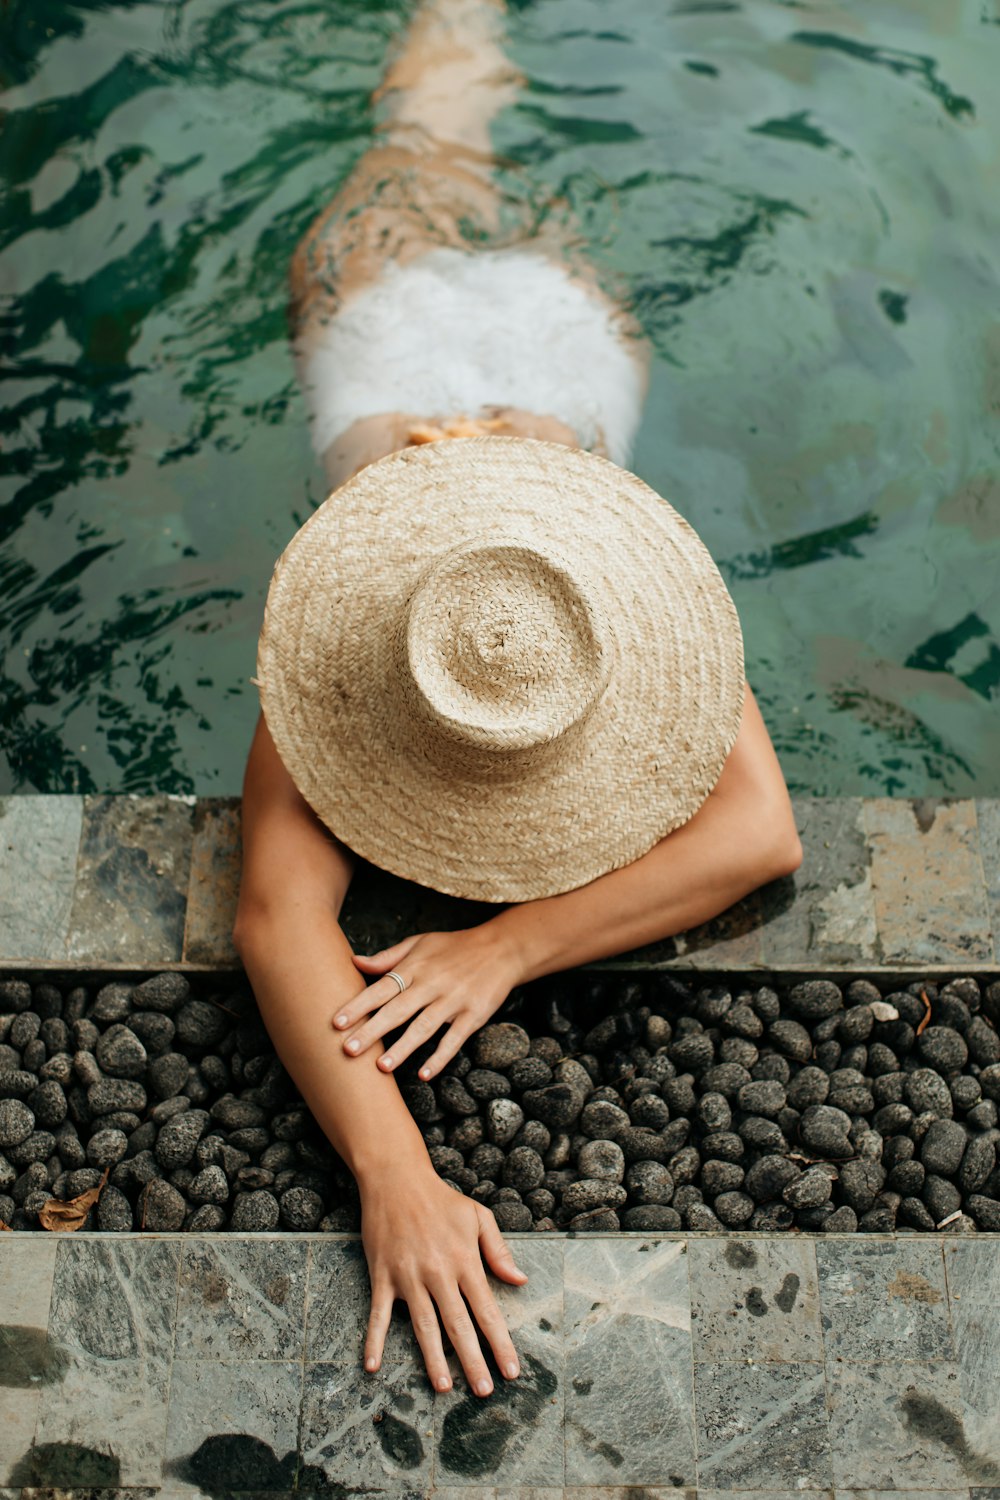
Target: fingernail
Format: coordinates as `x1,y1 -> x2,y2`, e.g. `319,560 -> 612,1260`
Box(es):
475,1378 -> 492,1396
419,1067 -> 431,1079
346,1039 -> 360,1054
365,1356 -> 377,1372
382,1054 -> 394,1069
504,1361 -> 519,1379
334,1014 -> 348,1027
435,1375 -> 450,1392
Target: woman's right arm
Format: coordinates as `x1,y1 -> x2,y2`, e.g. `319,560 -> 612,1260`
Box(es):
232,712 -> 527,1395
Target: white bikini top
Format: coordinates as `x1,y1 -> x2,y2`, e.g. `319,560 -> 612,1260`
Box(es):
295,245 -> 645,468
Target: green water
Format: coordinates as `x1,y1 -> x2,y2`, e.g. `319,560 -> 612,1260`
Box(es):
1,0 -> 998,797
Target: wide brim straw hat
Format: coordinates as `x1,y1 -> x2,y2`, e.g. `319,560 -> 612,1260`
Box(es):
256,436 -> 745,903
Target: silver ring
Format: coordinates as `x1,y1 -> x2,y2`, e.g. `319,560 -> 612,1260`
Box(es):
386,970 -> 407,996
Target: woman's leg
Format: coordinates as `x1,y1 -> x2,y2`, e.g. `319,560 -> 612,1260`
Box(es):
290,0 -> 520,327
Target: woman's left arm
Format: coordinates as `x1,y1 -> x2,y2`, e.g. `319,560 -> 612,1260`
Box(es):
338,682 -> 802,1077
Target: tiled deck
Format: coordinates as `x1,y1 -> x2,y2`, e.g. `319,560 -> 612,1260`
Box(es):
2,794 -> 1000,972
1,1231 -> 999,1495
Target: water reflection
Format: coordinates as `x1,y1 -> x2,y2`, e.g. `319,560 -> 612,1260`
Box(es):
0,0 -> 998,797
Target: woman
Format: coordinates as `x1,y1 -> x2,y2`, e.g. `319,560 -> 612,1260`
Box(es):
234,0 -> 802,1403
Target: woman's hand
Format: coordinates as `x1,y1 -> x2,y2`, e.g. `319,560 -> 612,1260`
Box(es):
361,1161 -> 528,1395
332,925 -> 522,1080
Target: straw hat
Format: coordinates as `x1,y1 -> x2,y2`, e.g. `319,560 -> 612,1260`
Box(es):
256,436 -> 744,902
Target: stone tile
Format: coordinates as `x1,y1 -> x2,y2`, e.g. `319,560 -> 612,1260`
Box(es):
183,798 -> 242,965
433,1240 -> 565,1488
163,1361 -> 303,1490
0,1386 -> 40,1488
943,1241 -> 1000,1305
31,1354 -> 171,1486
0,795 -> 83,961
0,1235 -> 58,1327
817,1239 -> 952,1362
174,1240 -> 308,1361
759,796 -> 877,965
701,1493 -> 833,1500
949,1297 -> 1000,1480
696,1360 -> 831,1489
669,888 -> 765,969
564,1238 -> 694,1487
863,798 -> 992,965
305,1238 -> 384,1365
688,1236 -> 822,1362
832,1493 -> 970,1500
64,794 -> 195,963
565,1491 -> 698,1499
826,1361 -> 992,1488
300,1359 -> 433,1490
975,799 -> 1000,963
48,1238 -> 180,1361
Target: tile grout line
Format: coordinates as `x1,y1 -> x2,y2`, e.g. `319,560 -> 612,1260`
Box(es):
812,1237 -> 838,1491
970,798 -> 997,966
159,1235 -> 187,1487
685,1236 -> 701,1494
293,1238 -> 312,1490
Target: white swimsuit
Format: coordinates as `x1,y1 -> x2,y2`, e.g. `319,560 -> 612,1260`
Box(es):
295,245 -> 645,468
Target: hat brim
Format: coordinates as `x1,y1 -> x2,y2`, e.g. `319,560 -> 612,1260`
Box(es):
257,437 -> 744,902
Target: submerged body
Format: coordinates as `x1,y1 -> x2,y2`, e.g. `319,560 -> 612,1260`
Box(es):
235,0 -> 801,1404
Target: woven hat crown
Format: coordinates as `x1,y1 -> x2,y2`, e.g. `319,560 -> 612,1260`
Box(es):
397,535 -> 613,760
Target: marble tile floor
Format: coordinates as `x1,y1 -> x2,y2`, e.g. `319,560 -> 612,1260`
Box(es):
1,1232 -> 999,1498
4,794 -> 1000,971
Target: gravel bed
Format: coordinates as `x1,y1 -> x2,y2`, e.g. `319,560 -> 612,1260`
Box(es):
1,972 -> 999,1234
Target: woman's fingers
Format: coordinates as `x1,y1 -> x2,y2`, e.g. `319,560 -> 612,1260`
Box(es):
363,1279 -> 396,1374
429,1283 -> 496,1397
476,1204 -> 529,1286
411,1025 -> 471,1081
460,1265 -> 521,1380
333,969 -> 419,1031
375,1004 -> 456,1073
353,934 -> 421,973
404,1288 -> 455,1394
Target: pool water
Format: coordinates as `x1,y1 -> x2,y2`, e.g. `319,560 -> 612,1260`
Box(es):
1,0 -> 998,798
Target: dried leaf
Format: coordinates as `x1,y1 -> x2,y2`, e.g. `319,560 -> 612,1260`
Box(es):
936,1209 -> 963,1229
870,1001 -> 899,1021
916,988 -> 933,1036
38,1166 -> 110,1233
0,1219 -> 12,1232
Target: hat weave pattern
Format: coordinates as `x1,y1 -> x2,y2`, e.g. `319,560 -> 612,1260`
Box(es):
257,436 -> 745,902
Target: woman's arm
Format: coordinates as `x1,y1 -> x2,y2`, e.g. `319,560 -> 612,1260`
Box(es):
233,713 -> 528,1397
337,682 -> 802,1076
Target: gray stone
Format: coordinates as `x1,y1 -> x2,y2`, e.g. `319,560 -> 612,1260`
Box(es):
486,1096 -> 524,1146
148,1051 -> 190,1099
784,1166 -> 833,1207
26,1078 -> 67,1129
577,1137 -> 625,1181
90,983 -> 134,1024
471,1022 -> 530,1068
745,1155 -> 800,1201
209,1093 -> 265,1129
625,1159 -> 674,1204
0,1097 -> 34,1148
280,1186 -> 323,1229
88,1078 -> 146,1115
95,1023 -> 147,1079
96,1184 -> 134,1230
175,998 -> 230,1049
86,1127 -> 128,1167
798,1103 -> 853,1156
463,1067 -> 511,1100
133,971 -> 191,1013
502,1145 -> 545,1192
903,1077 -> 955,1133
920,1117 -> 969,1175
140,1177 -> 187,1230
230,1189 -> 280,1230
156,1108 -> 209,1169
190,1164 -> 229,1204
562,1177 -> 628,1213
